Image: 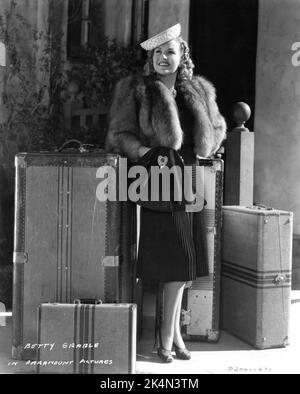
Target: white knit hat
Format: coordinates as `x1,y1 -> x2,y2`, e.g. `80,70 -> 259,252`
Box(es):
140,23 -> 181,51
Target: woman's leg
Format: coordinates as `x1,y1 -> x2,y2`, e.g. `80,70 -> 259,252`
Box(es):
173,284 -> 185,349
159,281 -> 186,351
173,281 -> 192,348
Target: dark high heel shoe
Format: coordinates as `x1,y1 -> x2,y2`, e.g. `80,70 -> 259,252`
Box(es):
173,343 -> 191,360
157,346 -> 173,363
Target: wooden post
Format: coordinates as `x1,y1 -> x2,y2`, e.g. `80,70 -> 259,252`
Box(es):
224,102 -> 254,206
81,0 -> 90,48
132,0 -> 146,45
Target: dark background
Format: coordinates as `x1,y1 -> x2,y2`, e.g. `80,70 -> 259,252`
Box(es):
189,0 -> 258,131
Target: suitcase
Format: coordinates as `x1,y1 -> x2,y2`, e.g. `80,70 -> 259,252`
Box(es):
181,158 -> 223,341
36,302 -> 136,374
12,150 -> 137,360
221,205 -> 293,349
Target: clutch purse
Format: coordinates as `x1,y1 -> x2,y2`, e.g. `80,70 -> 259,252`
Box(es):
129,147 -> 198,212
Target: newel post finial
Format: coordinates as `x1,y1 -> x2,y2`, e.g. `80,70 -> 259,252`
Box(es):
232,102 -> 251,132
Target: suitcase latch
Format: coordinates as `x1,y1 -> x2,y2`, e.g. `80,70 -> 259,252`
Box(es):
13,252 -> 28,264
207,329 -> 219,342
102,256 -> 119,267
273,273 -> 286,285
207,227 -> 216,235
180,309 -> 191,326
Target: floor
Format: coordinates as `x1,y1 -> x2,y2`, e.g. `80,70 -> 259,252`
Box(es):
135,290 -> 300,375
1,291 -> 300,375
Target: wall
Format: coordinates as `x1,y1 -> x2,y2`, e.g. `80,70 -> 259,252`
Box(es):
0,0 -> 10,127
254,0 -> 300,287
148,0 -> 190,41
0,0 -> 67,264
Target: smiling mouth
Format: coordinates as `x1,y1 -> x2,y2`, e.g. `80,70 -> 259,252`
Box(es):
158,62 -> 170,66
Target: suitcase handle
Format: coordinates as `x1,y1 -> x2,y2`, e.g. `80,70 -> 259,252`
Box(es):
56,139 -> 93,153
74,298 -> 102,305
247,203 -> 274,211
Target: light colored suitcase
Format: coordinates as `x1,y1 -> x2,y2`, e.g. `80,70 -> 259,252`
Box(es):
221,205 -> 293,349
181,159 -> 223,341
12,151 -> 137,360
37,302 -> 136,374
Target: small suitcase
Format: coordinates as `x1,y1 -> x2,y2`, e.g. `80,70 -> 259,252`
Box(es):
36,302 -> 136,374
221,205 -> 293,349
181,158 -> 223,341
12,149 -> 137,360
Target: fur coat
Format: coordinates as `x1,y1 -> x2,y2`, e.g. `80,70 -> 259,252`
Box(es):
105,74 -> 226,161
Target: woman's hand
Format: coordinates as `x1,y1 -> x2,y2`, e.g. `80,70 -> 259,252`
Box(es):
138,146 -> 152,158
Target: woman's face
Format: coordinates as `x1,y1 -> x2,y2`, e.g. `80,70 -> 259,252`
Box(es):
152,39 -> 181,76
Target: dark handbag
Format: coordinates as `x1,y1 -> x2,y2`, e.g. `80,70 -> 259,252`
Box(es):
129,147 -> 201,212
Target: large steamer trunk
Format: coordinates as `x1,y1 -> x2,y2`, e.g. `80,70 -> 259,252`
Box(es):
12,152 -> 136,360
221,205 -> 293,349
181,158 -> 223,342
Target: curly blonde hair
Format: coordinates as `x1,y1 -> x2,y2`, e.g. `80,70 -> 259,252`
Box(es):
143,37 -> 195,81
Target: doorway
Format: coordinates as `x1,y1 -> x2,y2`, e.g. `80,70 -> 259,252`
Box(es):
189,0 -> 258,131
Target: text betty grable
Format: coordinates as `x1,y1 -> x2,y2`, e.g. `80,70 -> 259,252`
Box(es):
24,342 -> 101,350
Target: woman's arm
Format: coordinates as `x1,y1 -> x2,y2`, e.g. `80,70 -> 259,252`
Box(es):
192,76 -> 227,157
105,76 -> 146,161
206,99 -> 227,156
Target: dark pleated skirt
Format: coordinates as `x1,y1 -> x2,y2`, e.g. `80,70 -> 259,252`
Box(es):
137,207 -> 209,284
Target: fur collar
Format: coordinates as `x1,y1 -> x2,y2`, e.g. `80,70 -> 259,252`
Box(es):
106,73 -> 226,160
141,75 -> 217,156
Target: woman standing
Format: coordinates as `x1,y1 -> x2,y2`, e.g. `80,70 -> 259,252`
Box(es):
106,23 -> 226,363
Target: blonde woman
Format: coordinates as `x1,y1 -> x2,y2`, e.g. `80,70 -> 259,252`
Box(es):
106,23 -> 226,363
